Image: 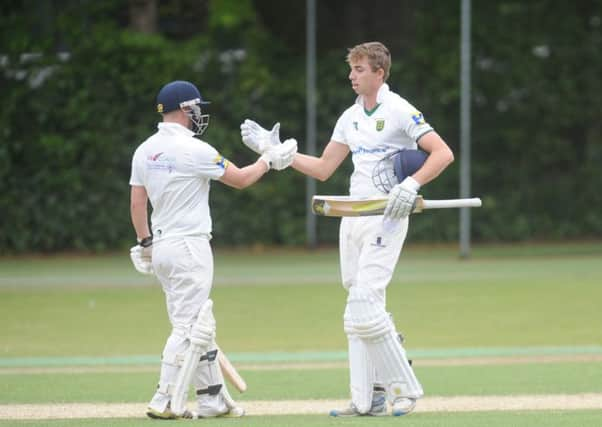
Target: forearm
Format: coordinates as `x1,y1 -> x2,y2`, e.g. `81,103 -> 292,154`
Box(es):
237,160 -> 270,189
292,153 -> 337,181
130,186 -> 150,239
130,203 -> 150,239
221,160 -> 269,190
412,146 -> 454,186
291,153 -> 328,181
414,132 -> 454,186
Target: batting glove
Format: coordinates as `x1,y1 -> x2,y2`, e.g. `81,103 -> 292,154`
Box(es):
384,177 -> 421,220
240,119 -> 281,154
130,241 -> 153,275
259,138 -> 298,171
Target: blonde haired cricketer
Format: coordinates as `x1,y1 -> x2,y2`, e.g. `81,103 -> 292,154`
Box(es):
240,42 -> 454,417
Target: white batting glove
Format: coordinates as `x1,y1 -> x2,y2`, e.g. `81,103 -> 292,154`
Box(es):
130,244 -> 153,275
384,177 -> 421,220
240,119 -> 281,154
259,138 -> 298,171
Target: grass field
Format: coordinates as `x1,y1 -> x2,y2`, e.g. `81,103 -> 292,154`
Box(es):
1,242 -> 601,426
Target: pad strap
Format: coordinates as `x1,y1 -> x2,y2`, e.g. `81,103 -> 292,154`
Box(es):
199,349 -> 218,362
196,384 -> 222,396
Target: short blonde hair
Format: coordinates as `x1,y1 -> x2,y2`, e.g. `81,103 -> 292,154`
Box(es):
346,42 -> 391,81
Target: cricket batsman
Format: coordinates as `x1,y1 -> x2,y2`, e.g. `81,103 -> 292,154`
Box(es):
129,80 -> 297,419
240,42 -> 454,416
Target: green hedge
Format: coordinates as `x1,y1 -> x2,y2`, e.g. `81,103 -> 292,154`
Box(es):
1,1 -> 600,253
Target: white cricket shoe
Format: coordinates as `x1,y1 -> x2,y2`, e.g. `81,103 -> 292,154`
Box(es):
146,403 -> 196,420
391,397 -> 417,416
329,389 -> 387,417
197,394 -> 245,418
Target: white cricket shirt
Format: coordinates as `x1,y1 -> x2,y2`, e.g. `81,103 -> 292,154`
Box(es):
331,83 -> 433,196
129,122 -> 228,241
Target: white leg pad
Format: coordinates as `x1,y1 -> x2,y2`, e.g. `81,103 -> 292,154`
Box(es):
170,300 -> 215,415
193,347 -> 238,417
346,334 -> 375,413
148,327 -> 188,413
345,287 -> 423,402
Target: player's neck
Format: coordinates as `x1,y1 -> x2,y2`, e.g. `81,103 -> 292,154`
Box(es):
163,111 -> 191,129
362,83 -> 383,110
363,93 -> 378,110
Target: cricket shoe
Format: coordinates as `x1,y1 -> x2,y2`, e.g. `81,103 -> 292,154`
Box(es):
391,397 -> 417,416
146,404 -> 196,420
197,397 -> 245,419
329,389 -> 386,417
197,406 -> 245,418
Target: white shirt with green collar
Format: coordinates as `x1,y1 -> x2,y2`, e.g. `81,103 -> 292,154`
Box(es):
331,83 -> 433,196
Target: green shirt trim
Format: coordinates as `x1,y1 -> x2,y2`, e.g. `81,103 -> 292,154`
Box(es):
364,103 -> 381,116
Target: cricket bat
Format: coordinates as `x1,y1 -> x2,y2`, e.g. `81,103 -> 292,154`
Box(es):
218,347 -> 247,393
312,195 -> 482,217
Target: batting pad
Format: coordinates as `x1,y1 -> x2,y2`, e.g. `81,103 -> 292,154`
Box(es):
170,300 -> 215,415
193,348 -> 223,396
148,327 -> 188,413
346,335 -> 376,413
345,287 -> 423,401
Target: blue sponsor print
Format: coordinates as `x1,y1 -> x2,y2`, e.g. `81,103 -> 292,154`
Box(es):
351,146 -> 387,155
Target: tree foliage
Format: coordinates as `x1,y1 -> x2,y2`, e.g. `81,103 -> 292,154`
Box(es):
1,0 -> 600,253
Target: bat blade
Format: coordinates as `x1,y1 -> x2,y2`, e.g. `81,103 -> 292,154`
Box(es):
218,347 -> 247,393
312,195 -> 482,217
312,196 -> 387,217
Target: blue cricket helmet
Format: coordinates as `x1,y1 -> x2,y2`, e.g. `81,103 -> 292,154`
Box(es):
156,80 -> 211,135
372,149 -> 428,194
156,80 -> 209,113
393,149 -> 428,182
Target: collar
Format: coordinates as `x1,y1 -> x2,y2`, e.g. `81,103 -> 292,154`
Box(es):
355,83 -> 390,107
157,122 -> 195,137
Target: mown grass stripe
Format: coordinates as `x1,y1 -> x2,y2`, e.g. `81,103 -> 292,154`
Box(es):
1,345 -> 601,368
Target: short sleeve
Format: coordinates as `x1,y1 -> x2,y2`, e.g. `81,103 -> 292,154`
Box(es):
330,112 -> 348,145
398,104 -> 434,142
192,142 -> 229,180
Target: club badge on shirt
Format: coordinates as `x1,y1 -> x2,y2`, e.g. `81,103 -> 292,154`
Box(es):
214,155 -> 229,169
376,119 -> 385,132
412,111 -> 425,125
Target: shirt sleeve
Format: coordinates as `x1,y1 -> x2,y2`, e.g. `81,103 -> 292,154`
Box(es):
193,141 -> 229,180
398,102 -> 434,142
330,111 -> 348,145
129,147 -> 145,186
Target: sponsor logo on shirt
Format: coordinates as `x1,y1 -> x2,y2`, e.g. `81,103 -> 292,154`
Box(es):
411,111 -> 425,125
350,146 -> 387,155
353,121 -> 359,130
147,152 -> 176,173
214,155 -> 229,169
375,118 -> 385,131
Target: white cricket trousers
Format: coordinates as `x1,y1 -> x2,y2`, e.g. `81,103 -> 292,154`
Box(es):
153,236 -> 214,328
339,215 -> 410,410
339,216 -> 409,302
